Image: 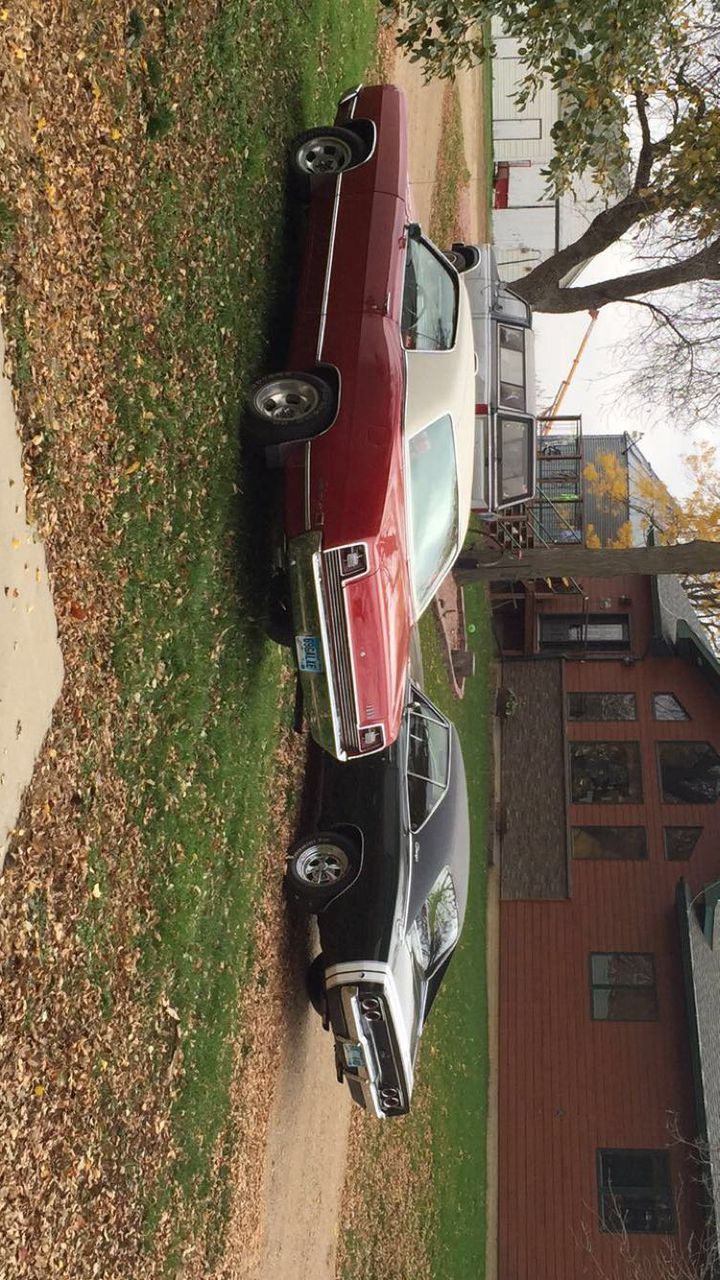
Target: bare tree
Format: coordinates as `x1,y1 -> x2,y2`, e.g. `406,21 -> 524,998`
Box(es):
619,277 -> 720,429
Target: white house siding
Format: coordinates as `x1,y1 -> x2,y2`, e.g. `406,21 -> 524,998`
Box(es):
490,20 -> 606,280
492,45 -> 557,163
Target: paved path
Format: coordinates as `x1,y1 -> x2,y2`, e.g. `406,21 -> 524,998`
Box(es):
392,54 -> 488,240
0,324 -> 63,867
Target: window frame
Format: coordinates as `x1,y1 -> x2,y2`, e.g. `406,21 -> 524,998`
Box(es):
567,692 -> 638,722
589,952 -> 658,1022
572,827 -> 647,860
652,693 -> 690,721
656,740 -> 720,805
497,323 -> 527,412
401,233 -> 459,352
405,692 -> 451,834
405,413 -> 460,616
664,826 -> 702,860
494,413 -> 535,507
540,613 -> 631,653
570,741 -> 644,805
597,1148 -> 675,1234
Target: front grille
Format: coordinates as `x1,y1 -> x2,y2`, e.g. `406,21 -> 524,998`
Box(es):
321,550 -> 360,753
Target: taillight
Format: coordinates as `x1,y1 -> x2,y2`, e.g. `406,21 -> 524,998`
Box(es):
360,995 -> 383,1021
380,1086 -> 402,1110
339,543 -> 368,578
358,725 -> 384,753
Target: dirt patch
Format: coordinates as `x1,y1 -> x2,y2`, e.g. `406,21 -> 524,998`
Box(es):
171,730 -> 352,1280
434,571 -> 470,698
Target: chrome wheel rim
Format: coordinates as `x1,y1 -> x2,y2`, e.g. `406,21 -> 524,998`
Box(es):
296,136 -> 354,175
253,377 -> 320,423
295,842 -> 350,887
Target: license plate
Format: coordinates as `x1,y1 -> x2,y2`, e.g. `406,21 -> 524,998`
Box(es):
343,1042 -> 364,1070
295,634 -> 324,673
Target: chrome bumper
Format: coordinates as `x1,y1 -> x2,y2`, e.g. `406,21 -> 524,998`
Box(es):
287,531 -> 348,761
335,984 -> 384,1119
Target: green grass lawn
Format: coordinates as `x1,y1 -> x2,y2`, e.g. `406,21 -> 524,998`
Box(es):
0,0 -> 379,1270
100,0 -> 381,1250
419,586 -> 493,1277
341,587 -> 493,1280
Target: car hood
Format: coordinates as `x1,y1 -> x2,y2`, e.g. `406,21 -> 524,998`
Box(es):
343,552 -> 411,748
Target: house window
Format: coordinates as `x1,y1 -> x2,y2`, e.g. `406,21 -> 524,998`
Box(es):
540,614 -> 630,652
567,693 -> 637,722
658,742 -> 720,804
590,954 -> 658,1020
598,1150 -> 674,1233
572,827 -> 647,860
653,693 -> 689,721
570,743 -> 643,803
664,826 -> 702,860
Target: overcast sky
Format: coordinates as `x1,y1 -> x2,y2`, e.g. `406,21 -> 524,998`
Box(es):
533,243 -> 717,502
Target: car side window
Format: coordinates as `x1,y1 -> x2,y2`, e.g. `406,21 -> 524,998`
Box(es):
401,236 -> 458,351
498,416 -> 533,503
498,325 -> 526,410
407,698 -> 450,831
412,867 -> 460,975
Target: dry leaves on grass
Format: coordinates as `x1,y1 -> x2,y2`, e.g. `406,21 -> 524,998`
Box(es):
0,3 -> 303,1275
337,1099 -> 434,1280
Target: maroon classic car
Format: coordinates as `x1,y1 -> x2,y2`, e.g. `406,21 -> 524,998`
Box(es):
245,86 -> 476,761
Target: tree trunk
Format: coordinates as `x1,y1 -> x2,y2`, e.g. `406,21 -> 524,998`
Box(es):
456,540 -> 720,582
512,225 -> 720,314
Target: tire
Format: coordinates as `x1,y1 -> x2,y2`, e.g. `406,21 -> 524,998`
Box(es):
244,371 -> 336,445
306,953 -> 328,1019
285,831 -> 358,909
443,243 -> 480,273
290,126 -> 367,180
265,571 -> 293,647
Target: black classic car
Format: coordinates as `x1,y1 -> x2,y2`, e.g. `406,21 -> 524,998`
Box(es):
285,684 -> 470,1117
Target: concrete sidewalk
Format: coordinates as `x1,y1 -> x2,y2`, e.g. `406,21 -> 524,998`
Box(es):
0,323 -> 63,867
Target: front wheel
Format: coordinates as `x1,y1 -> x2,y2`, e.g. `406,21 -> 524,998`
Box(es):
285,831 -> 358,909
290,126 -> 367,180
244,371 -> 336,445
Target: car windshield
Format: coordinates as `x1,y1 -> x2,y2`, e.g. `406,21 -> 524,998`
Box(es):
409,867 -> 460,977
407,415 -> 459,613
407,696 -> 450,832
401,237 -> 458,351
498,417 -> 532,503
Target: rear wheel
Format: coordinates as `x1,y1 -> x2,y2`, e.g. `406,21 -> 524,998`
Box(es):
290,126 -> 367,179
285,831 -> 358,909
244,371 -> 336,445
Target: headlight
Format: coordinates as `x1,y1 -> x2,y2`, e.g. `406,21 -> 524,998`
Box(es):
358,725 -> 384,752
339,543 -> 368,578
